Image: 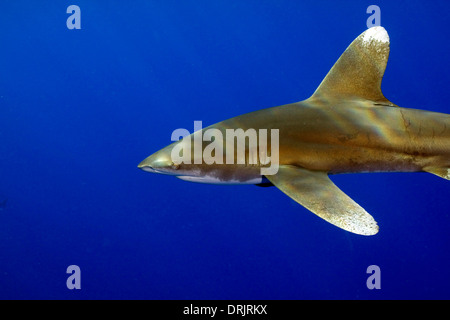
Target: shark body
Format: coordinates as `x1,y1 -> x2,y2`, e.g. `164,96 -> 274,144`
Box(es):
139,27 -> 450,235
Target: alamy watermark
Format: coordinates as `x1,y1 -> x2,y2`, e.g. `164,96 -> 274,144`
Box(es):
66,265 -> 81,290
170,121 -> 279,175
366,265 -> 381,289
66,5 -> 81,29
366,5 -> 381,28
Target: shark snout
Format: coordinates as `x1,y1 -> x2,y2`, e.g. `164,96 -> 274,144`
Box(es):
137,155 -> 155,169
138,149 -> 178,175
137,157 -> 157,173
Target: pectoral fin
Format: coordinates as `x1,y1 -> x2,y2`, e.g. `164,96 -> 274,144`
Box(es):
265,165 -> 378,235
423,167 -> 450,180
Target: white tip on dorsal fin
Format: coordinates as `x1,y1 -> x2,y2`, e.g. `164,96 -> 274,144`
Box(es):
311,27 -> 394,105
362,26 -> 390,44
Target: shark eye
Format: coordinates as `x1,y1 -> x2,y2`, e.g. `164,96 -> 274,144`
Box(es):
171,163 -> 180,170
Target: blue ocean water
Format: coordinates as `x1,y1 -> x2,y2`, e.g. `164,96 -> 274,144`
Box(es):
0,0 -> 449,299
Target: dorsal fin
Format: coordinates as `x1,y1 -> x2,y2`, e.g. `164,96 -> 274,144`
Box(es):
311,27 -> 393,105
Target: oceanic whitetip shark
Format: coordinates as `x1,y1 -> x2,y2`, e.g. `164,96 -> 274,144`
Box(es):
139,27 -> 450,235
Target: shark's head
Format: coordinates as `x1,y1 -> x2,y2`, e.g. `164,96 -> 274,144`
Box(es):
138,137 -> 204,178
138,134 -> 265,184
138,143 -> 182,176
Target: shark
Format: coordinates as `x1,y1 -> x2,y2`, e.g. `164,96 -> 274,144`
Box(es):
138,27 -> 450,235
